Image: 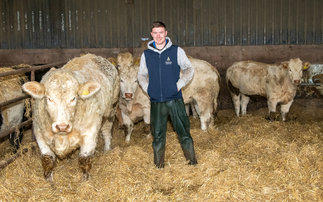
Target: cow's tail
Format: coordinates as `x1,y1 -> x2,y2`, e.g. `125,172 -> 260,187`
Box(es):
227,78 -> 240,96
213,68 -> 221,117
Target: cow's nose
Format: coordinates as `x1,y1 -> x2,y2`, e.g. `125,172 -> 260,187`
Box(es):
294,80 -> 300,84
125,93 -> 133,98
55,123 -> 70,132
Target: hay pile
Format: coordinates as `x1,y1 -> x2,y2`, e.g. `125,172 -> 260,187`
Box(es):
0,102 -> 322,201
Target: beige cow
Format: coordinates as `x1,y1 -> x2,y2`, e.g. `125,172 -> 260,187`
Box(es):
116,53 -> 221,142
183,56 -> 221,131
0,68 -> 28,152
113,53 -> 151,142
22,54 -> 120,183
226,58 -> 310,121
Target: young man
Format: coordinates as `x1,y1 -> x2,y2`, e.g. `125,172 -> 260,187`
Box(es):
137,21 -> 197,168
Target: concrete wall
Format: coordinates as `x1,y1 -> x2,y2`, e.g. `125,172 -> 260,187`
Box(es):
1,44 -> 322,75
1,44 -> 322,111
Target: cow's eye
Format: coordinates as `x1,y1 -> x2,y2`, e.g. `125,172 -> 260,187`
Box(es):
120,79 -> 123,82
71,97 -> 76,102
135,79 -> 137,82
48,97 -> 52,102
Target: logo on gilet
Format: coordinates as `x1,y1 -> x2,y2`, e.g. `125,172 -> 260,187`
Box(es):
165,57 -> 172,65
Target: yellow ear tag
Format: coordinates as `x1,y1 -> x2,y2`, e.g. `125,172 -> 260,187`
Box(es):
112,61 -> 116,65
82,90 -> 89,95
135,61 -> 139,65
303,66 -> 307,70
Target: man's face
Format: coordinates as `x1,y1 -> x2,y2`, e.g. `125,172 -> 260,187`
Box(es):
151,27 -> 168,47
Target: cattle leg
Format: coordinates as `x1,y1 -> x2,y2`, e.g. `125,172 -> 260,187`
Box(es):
280,100 -> 293,121
185,103 -> 198,119
79,156 -> 92,181
124,123 -> 134,142
9,128 -> 24,153
41,155 -> 55,183
230,93 -> 241,117
143,123 -> 151,137
122,111 -> 134,142
240,94 -> 250,116
191,103 -> 199,119
268,99 -> 278,121
116,106 -> 124,129
185,104 -> 190,116
143,108 -> 151,138
101,118 -> 113,152
195,100 -> 213,131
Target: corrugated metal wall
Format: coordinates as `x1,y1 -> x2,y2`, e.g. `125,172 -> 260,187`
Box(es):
0,0 -> 322,49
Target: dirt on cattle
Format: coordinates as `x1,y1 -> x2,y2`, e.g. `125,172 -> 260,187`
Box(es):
0,102 -> 322,201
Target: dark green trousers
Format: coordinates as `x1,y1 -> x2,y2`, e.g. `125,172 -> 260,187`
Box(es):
150,99 -> 197,167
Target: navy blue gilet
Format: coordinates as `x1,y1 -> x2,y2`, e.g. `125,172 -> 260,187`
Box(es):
144,45 -> 182,102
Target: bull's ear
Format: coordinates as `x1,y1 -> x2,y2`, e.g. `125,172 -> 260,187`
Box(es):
107,57 -> 118,67
303,62 -> 310,70
133,57 -> 141,65
22,81 -> 45,99
281,62 -> 289,69
79,81 -> 101,100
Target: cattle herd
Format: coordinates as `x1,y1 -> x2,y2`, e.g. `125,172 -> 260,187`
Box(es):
0,52 -> 314,183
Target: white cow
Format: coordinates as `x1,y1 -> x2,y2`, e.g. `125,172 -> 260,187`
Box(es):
302,64 -> 323,83
183,56 -> 221,131
113,53 -> 151,142
23,54 -> 120,183
226,58 -> 310,121
0,68 -> 27,152
116,53 -> 221,142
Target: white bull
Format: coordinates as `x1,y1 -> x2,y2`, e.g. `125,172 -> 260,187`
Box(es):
302,64 -> 323,83
0,68 -> 27,152
23,54 -> 120,183
116,53 -> 221,142
226,58 -> 310,121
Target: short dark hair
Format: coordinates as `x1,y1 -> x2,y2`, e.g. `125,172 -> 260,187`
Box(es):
151,21 -> 166,31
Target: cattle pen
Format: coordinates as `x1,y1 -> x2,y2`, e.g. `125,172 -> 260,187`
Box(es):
0,0 -> 323,201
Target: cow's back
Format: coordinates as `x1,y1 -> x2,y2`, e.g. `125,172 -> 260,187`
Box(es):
226,61 -> 270,96
182,58 -> 220,102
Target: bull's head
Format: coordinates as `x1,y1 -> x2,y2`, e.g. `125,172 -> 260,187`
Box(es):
117,52 -> 141,101
22,69 -> 100,134
282,58 -> 310,85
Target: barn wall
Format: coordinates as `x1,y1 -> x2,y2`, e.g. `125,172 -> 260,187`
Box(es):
1,44 -> 322,75
0,0 -> 323,49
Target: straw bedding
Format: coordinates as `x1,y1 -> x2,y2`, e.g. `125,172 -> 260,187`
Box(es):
0,102 -> 322,201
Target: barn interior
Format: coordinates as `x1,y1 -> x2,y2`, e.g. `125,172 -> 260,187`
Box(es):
0,0 -> 323,201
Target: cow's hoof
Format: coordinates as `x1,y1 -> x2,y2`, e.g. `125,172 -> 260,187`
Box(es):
41,155 -> 55,184
79,156 -> 92,182
104,146 -> 111,153
269,112 -> 278,121
146,134 -> 152,139
81,173 -> 90,182
125,135 -> 131,143
45,173 -> 54,185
